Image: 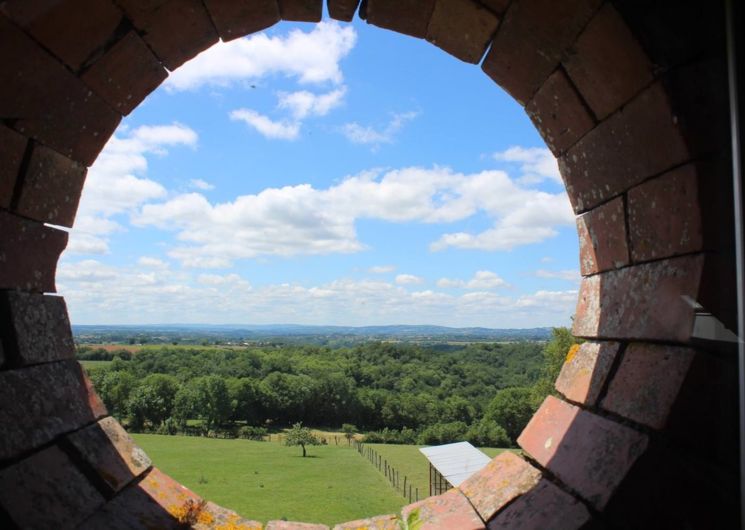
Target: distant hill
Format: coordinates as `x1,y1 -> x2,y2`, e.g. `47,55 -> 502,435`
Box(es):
72,323 -> 553,345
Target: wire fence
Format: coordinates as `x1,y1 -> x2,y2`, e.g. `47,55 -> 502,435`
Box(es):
355,441 -> 419,503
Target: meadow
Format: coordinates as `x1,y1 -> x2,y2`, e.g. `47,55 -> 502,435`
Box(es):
132,434 -> 407,526
361,443 -> 507,501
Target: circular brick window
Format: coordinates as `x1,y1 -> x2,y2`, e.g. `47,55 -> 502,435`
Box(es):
0,1 -> 738,529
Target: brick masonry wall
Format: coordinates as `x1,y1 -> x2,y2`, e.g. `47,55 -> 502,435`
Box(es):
0,0 -> 738,528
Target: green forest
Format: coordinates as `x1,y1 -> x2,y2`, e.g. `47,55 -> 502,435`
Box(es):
82,328 -> 574,447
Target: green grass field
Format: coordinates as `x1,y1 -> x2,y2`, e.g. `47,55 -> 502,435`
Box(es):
78,359 -> 113,370
362,444 -> 508,501
132,434 -> 407,526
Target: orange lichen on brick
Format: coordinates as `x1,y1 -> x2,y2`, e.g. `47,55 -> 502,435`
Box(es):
565,344 -> 581,364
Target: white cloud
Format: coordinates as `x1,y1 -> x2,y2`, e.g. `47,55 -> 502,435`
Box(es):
278,87 -> 346,119
230,109 -> 301,140
190,179 -> 214,191
166,22 -> 357,91
132,165 -> 573,267
535,269 -> 580,282
66,124 -> 198,256
138,257 -> 169,269
58,259 -> 577,327
493,146 -> 561,184
395,274 -> 424,285
341,111 -> 418,148
437,270 -> 508,289
369,265 -> 395,274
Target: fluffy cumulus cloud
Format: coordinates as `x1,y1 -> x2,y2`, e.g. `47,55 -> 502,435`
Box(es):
166,22 -> 357,91
493,146 -> 561,184
437,270 -> 509,289
395,274 -> 424,285
229,109 -> 301,140
67,124 -> 198,255
58,260 -> 577,327
189,178 -> 214,191
131,165 -> 574,267
278,87 -> 347,119
341,111 -> 418,148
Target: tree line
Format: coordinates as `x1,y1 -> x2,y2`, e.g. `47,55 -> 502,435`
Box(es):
85,329 -> 574,447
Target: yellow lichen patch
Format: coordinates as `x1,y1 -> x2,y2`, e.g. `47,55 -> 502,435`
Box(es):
565,343 -> 580,364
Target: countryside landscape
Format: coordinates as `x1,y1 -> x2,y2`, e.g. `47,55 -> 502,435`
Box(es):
78,324 -> 574,526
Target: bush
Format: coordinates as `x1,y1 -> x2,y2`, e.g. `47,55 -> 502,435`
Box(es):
238,426 -> 268,441
363,427 -> 418,444
417,421 -> 468,445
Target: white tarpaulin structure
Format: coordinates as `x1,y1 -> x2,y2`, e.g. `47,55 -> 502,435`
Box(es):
419,441 -> 491,495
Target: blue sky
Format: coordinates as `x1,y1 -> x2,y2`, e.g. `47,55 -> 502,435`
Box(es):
57,17 -> 579,327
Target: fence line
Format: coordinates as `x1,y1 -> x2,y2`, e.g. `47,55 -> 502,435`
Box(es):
355,441 -> 419,503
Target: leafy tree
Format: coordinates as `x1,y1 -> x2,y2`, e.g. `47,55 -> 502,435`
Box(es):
531,327 -> 578,407
485,387 -> 535,445
342,423 -> 357,446
465,419 -> 511,448
285,422 -> 320,457
127,374 -> 179,428
197,376 -> 233,429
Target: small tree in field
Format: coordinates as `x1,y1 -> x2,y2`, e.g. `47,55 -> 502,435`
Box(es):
342,423 -> 357,446
285,422 -> 320,457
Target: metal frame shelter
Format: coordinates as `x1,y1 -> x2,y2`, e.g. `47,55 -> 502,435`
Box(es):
419,442 -> 492,496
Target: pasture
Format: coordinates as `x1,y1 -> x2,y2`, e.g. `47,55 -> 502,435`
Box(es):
362,444 -> 507,501
132,434 -> 406,526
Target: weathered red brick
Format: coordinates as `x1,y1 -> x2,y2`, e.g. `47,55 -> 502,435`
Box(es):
0,291 -> 75,366
425,0 -> 499,64
555,341 -> 620,405
601,343 -> 694,429
66,416 -> 152,494
328,0 -> 360,22
402,488 -> 484,530
203,0 -> 280,41
477,0 -> 511,15
4,0 -> 123,71
459,452 -> 541,521
0,211 -> 68,292
333,514 -> 399,530
82,31 -> 168,116
278,0 -> 322,22
481,0 -> 601,105
627,163 -> 702,263
573,254 -> 703,341
366,0 -> 437,39
14,143 -> 87,227
197,502 -> 263,529
526,68 -> 594,155
78,467 -> 201,530
563,4 -> 654,120
266,521 -> 329,530
486,478 -> 592,529
0,17 -> 121,166
576,197 -> 628,275
118,0 -> 219,71
0,445 -> 105,529
518,395 -> 648,510
559,82 -> 689,213
0,124 -> 27,209
0,360 -> 107,459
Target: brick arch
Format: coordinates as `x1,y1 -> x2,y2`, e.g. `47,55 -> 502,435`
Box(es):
0,1 -> 738,528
